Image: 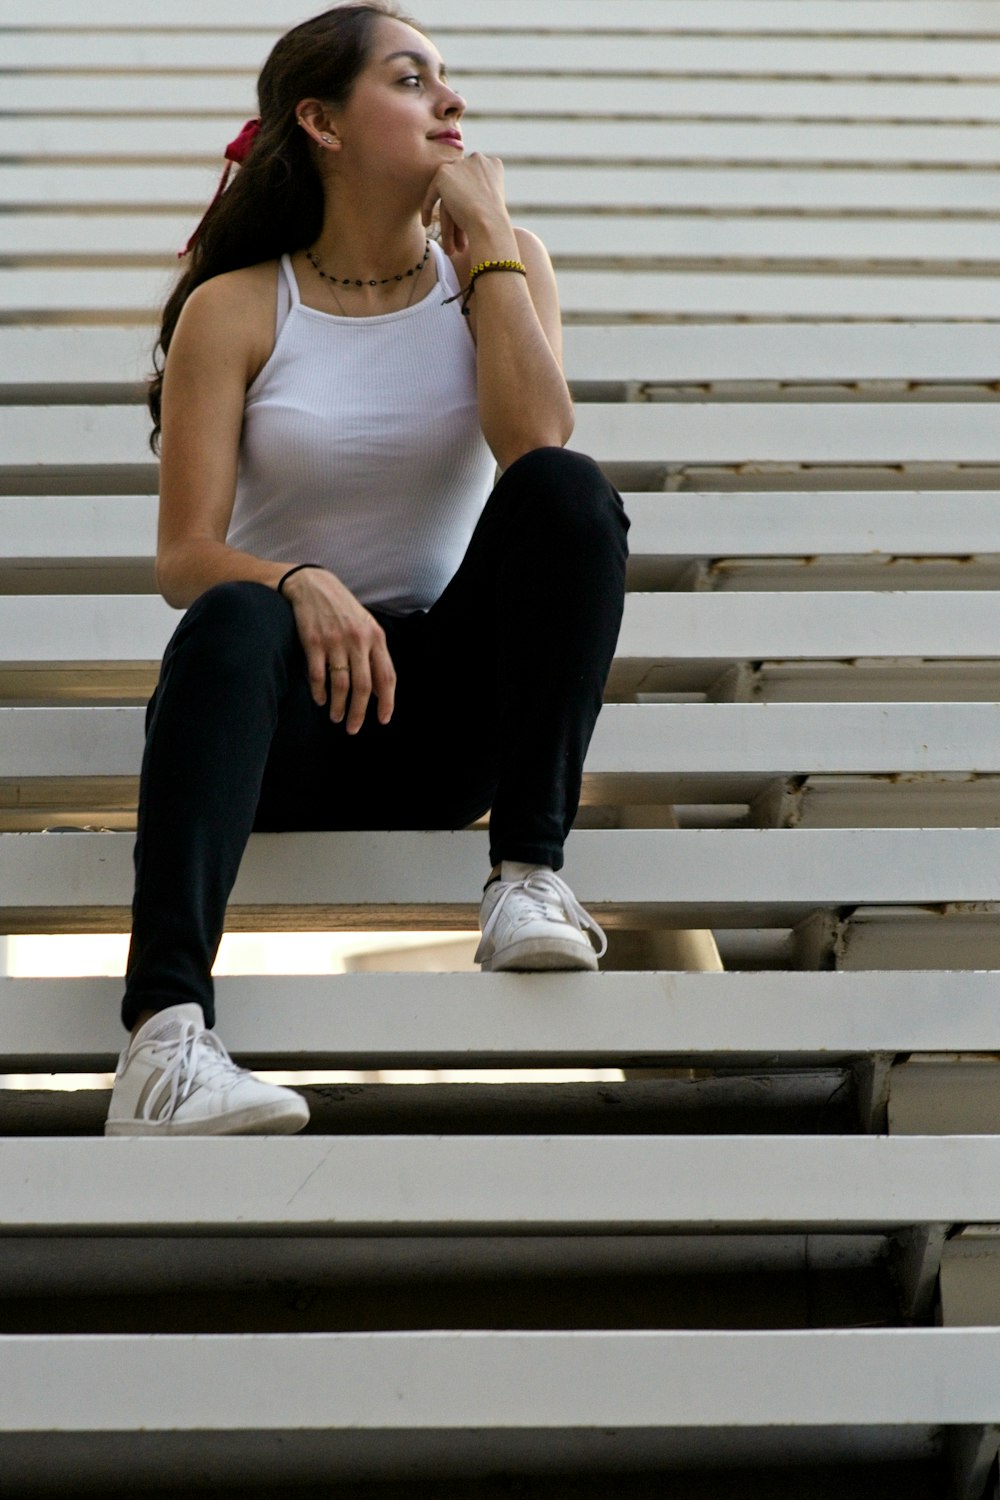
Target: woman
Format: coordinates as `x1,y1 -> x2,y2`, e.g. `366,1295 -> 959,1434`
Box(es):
105,1 -> 629,1138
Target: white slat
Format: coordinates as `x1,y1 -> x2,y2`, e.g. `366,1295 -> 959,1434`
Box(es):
4,593 -> 1000,672
6,164 -> 1000,212
6,404 -> 1000,470
5,75 -> 1000,120
6,703 -> 1000,781
4,1136 -> 1000,1233
3,591 -> 1000,673
2,969 -> 999,1071
624,492 -> 1000,559
4,828 -> 1000,928
7,34 -> 1000,76
8,214 -> 1000,267
9,267 -> 1000,320
572,405 -> 1000,462
0,496 -> 155,561
1,1330 -> 998,1459
6,493 -> 1000,574
5,325 -> 999,390
9,2 -> 1000,34
8,117 -> 1000,164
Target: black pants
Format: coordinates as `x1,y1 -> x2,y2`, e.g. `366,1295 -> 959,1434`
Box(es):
122,447 -> 629,1030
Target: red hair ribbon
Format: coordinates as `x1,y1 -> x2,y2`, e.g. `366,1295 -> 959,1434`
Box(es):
178,117 -> 262,259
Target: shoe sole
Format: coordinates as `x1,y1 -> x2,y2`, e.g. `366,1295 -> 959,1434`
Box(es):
104,1098 -> 310,1137
482,938 -> 599,973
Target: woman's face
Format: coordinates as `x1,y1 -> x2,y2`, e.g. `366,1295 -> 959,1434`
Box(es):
324,16 -> 467,186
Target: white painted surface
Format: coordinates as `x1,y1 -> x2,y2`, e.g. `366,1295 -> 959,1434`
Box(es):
7,164 -> 1000,212
9,75 -> 1000,120
9,404 -> 1000,470
3,970 -> 1000,1068
5,591 -> 1000,667
10,493 -> 1000,568
13,266 -> 1000,318
2,1327 -> 1000,1430
5,701 -> 1000,779
9,3 -> 1000,34
0,497 -> 156,560
7,34 -> 1000,75
6,325 -> 1000,388
9,117 -> 1000,164
5,828 -> 1000,918
6,76 -> 1000,120
4,1135 -> 1000,1232
7,215 -> 1000,266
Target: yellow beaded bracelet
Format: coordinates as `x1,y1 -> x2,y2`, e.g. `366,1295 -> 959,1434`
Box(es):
470,258 -> 527,279
442,258 -> 528,316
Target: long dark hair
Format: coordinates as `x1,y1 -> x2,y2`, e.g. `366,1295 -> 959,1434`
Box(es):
147,1 -> 418,452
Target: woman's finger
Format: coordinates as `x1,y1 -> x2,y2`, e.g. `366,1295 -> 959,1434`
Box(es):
328,657 -> 351,723
344,651 -> 372,736
420,182 -> 439,229
305,642 -> 328,708
371,640 -> 397,726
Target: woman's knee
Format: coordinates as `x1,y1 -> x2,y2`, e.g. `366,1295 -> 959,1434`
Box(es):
503,444 -> 629,528
164,579 -> 296,681
502,446 -> 630,543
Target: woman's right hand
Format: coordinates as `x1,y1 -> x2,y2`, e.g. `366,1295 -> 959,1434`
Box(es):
280,566 -> 396,733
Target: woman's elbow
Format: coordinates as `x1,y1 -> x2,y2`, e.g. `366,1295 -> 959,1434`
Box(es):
155,547 -> 194,609
495,414 -> 576,472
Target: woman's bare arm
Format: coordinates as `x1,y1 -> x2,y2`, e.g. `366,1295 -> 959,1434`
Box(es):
428,155 -> 574,471
155,270 -> 287,608
155,270 -> 395,732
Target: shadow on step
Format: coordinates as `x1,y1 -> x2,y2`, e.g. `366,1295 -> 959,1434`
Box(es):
0,1072 -> 860,1137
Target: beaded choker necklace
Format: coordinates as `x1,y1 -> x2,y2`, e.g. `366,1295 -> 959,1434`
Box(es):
305,239 -> 430,290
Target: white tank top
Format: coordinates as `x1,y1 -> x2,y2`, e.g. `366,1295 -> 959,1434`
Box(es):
227,239 -> 497,614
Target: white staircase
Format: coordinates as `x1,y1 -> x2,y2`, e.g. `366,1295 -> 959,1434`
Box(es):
2,2 -> 1000,1496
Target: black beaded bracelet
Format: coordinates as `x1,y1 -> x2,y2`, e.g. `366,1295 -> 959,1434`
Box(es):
276,563 -> 322,597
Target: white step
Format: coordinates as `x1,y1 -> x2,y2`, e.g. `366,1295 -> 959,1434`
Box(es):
5,74 -> 1000,121
7,405 -> 1000,471
10,2 -> 1000,35
7,326 -> 1000,393
0,1328 -> 997,1493
4,827 -> 1000,929
8,493 -> 1000,579
6,702 -> 999,783
6,164 -> 1000,213
9,265 -> 1000,321
10,265 -> 1000,320
3,593 -> 1000,677
6,33 -> 1000,76
7,214 -> 1000,269
2,970 -> 998,1073
7,73 -> 1000,122
9,117 -> 1000,165
3,1135 -> 1000,1232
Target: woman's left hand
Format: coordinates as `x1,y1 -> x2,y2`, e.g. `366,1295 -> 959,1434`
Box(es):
421,152 -> 510,256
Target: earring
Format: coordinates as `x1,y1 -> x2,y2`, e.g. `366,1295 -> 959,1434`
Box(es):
321,134 -> 333,143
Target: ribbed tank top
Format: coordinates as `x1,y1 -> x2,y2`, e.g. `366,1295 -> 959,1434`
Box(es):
227,239 -> 497,615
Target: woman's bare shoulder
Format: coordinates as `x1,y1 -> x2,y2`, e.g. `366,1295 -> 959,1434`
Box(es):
174,260 -> 280,383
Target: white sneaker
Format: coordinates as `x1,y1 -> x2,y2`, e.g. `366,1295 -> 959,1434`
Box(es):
104,1003 -> 310,1137
475,863 -> 607,972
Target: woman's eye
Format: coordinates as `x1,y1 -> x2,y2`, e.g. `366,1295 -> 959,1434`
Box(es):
400,75 -> 421,86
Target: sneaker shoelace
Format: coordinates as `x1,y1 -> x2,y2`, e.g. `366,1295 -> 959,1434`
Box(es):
482,870 -> 608,957
140,1020 -> 249,1123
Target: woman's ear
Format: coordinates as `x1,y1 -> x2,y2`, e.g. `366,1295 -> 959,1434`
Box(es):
294,99 -> 340,149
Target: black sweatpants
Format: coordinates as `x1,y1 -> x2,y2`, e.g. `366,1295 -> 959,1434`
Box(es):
122,446 -> 629,1029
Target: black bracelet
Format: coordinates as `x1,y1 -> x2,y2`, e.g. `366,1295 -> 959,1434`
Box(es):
277,563 -> 322,597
